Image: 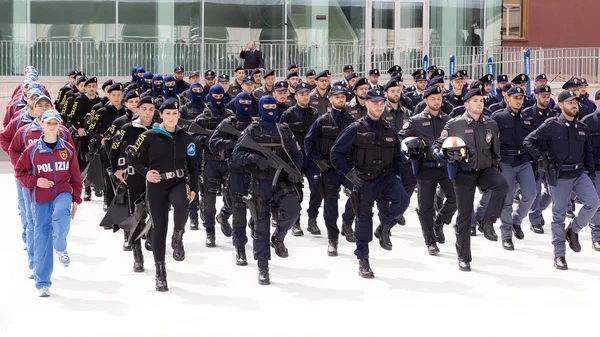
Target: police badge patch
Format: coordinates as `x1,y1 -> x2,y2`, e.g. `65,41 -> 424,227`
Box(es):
440,129 -> 448,139
486,129 -> 492,143
186,142 -> 196,156
59,150 -> 68,160
402,121 -> 410,129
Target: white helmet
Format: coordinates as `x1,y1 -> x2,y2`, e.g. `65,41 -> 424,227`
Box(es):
442,136 -> 468,163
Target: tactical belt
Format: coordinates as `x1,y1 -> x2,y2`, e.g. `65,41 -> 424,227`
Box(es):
501,149 -> 526,156
422,161 -> 445,168
159,169 -> 185,179
460,167 -> 482,172
204,153 -> 225,161
556,162 -> 584,172
359,171 -> 383,181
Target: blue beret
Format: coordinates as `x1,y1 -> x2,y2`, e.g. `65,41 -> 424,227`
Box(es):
287,63 -> 298,70
102,79 -> 115,90
315,70 -> 329,80
345,72 -> 359,82
423,86 -> 444,99
234,65 -> 245,72
463,88 -> 484,101
511,73 -> 529,84
365,87 -> 385,102
106,83 -> 123,93
84,77 -> 97,86
305,69 -> 316,77
264,69 -> 275,78
286,71 -> 299,80
125,90 -> 139,101
383,79 -> 401,92
352,77 -> 369,91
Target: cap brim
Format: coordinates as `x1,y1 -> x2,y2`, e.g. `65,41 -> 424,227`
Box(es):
367,97 -> 386,102
205,76 -> 215,79
509,93 -> 525,97
563,96 -> 578,102
274,88 -> 288,91
35,97 -> 52,103
42,116 -> 61,123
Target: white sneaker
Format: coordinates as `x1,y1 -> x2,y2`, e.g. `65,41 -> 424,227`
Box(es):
56,251 -> 70,267
38,286 -> 50,297
28,269 -> 34,279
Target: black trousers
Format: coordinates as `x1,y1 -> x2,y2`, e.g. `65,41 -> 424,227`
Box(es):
453,168 -> 508,263
416,167 -> 457,245
147,180 -> 190,263
101,150 -> 115,205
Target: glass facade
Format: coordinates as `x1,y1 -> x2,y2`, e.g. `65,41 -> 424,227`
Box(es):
0,0 -> 501,78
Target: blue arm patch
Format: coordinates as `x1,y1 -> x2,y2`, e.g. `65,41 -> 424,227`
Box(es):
186,142 -> 196,156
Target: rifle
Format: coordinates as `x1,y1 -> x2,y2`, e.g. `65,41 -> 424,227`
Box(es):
177,118 -> 213,137
238,134 -> 302,186
218,121 -> 243,138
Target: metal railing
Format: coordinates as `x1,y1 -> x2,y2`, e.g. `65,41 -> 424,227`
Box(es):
2,40 -> 600,84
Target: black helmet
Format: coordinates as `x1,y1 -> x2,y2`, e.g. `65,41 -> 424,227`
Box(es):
402,137 -> 427,162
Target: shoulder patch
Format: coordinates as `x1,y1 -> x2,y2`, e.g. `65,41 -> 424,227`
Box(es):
402,121 -> 410,129
440,129 -> 448,139
186,142 -> 196,156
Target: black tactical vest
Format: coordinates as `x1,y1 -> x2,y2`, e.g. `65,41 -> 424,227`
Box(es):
284,106 -> 319,152
318,110 -> 354,162
247,121 -> 292,179
351,118 -> 396,179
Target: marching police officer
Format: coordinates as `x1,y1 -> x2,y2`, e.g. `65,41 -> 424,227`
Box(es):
231,95 -> 303,285
330,88 -> 411,278
491,85 -> 537,250
524,84 -> 556,233
309,70 -> 331,114
229,65 -> 245,97
406,69 -> 427,106
126,97 -> 200,291
581,90 -> 600,251
345,77 -> 368,120
173,66 -> 190,94
286,71 -> 299,106
523,90 -> 600,270
111,95 -> 156,272
194,84 -> 234,246
208,92 -> 255,265
280,82 -> 322,236
412,76 -> 452,116
399,86 -> 457,255
254,69 -> 275,99
180,82 -> 206,120
431,88 -> 508,271
304,84 -> 357,255
445,72 -> 465,109
510,74 -> 535,109
480,74 -> 499,108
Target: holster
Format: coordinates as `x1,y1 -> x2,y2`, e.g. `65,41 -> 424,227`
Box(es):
547,163 -> 557,186
349,189 -> 360,216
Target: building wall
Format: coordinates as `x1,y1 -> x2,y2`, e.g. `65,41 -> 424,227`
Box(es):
503,0 -> 600,48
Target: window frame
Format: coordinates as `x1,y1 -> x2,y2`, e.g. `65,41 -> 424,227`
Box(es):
502,0 -> 529,41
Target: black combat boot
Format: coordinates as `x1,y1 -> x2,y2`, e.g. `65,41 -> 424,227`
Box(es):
132,244 -> 144,272
530,224 -> 544,234
341,222 -> 355,242
478,220 -> 498,241
189,214 -> 199,230
433,217 -> 445,244
502,239 -> 514,251
235,247 -> 248,266
83,186 -> 91,202
122,231 -> 132,251
270,236 -> 289,258
291,219 -> 304,236
513,225 -> 525,240
565,224 -> 581,252
307,218 -> 321,235
327,240 -> 338,256
155,262 -> 168,292
553,256 -> 568,270
427,243 -> 440,256
171,229 -> 185,261
217,213 -> 232,237
258,266 -> 270,285
374,225 -> 392,250
358,259 -> 374,278
205,231 -> 216,247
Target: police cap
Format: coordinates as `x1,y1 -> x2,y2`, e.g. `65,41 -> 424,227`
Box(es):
506,86 -> 525,97
463,88 -> 483,102
159,97 -> 180,111
534,84 -> 552,95
204,70 -> 216,79
352,77 -> 369,92
263,69 -> 275,78
315,70 -> 329,80
388,65 -> 402,74
423,86 -> 444,99
305,69 -> 316,77
497,74 -> 509,83
125,90 -> 139,101
286,71 -> 299,80
511,73 -> 529,84
558,90 -> 578,102
479,74 -> 494,83
295,82 -> 311,93
329,84 -> 347,96
102,79 -> 115,90
273,81 -> 288,91
365,88 -> 386,102
106,83 -> 123,93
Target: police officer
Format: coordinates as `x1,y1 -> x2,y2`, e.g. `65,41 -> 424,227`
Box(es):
285,71 -> 299,106
495,75 -> 509,102
173,66 -> 190,94
330,88 -> 411,278
272,81 -> 291,123
126,98 -> 200,291
524,84 -> 556,233
511,74 -> 535,109
305,85 -> 356,255
305,69 -> 317,90
530,74 -> 556,110
54,70 -> 78,111
181,71 -> 198,100
309,70 -> 331,114
194,84 -> 234,246
480,74 -> 499,108
345,73 -> 359,102
491,85 -> 537,250
581,90 -> 600,251
399,86 -> 457,255
250,68 -> 262,90
578,78 -> 596,114
406,69 -> 427,106
111,96 -> 156,272
229,66 -> 245,97
367,69 -> 381,89
231,95 -> 304,285
287,63 -> 299,74
345,77 -> 369,120
217,74 -> 232,106
208,92 -> 255,265
342,64 -> 354,80
280,82 -> 322,236
412,76 -> 452,116
141,74 -> 164,100
254,69 -> 275,99
180,82 -> 206,120
225,75 -> 259,117
489,83 -> 513,114
445,72 -> 465,109
86,83 -> 126,211
523,90 -> 600,269
431,88 -> 508,271
561,77 -> 590,119
203,70 -> 217,99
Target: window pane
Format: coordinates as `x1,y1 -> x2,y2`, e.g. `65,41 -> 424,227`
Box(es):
501,0 -> 522,37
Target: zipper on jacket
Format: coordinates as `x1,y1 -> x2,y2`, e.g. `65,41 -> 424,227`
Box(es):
51,152 -> 57,197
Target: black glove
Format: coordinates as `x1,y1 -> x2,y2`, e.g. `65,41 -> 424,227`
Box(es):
255,157 -> 269,170
316,159 -> 331,172
345,169 -> 364,188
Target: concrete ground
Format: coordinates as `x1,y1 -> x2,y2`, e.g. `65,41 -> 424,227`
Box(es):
0,173 -> 598,337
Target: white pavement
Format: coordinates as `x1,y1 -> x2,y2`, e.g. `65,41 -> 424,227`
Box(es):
0,173 -> 598,337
